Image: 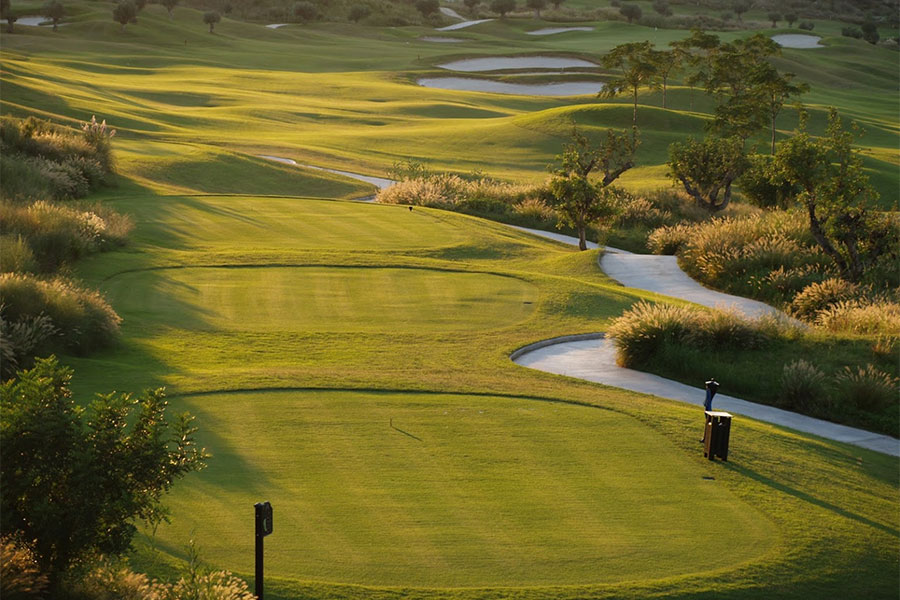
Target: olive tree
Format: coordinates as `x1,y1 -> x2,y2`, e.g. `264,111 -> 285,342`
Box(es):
668,135 -> 748,213
771,109 -> 881,282
161,0 -> 177,19
112,0 -> 136,32
42,0 -> 64,31
0,357 -> 207,587
490,0 -> 516,18
415,0 -> 439,18
294,0 -> 317,22
600,41 -> 656,130
619,3 -> 641,23
547,126 -> 637,250
1,0 -> 17,33
203,10 -> 220,32
348,3 -> 370,22
526,0 -> 546,19
463,0 -> 480,15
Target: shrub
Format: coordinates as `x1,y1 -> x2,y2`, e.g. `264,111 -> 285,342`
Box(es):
0,273 -> 121,355
841,26 -> 862,38
798,21 -> 814,30
779,359 -> 829,413
789,278 -> 859,321
513,196 -> 555,221
0,536 -> 49,600
834,364 -> 898,414
738,153 -> 797,209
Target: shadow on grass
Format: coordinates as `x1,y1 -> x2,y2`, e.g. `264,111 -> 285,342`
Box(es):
725,462 -> 899,538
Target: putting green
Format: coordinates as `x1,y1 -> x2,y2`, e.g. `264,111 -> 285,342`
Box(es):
113,195 -> 468,251
102,266 -> 538,333
156,390 -> 775,587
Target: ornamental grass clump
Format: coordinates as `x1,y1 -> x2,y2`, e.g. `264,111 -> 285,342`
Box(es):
789,278 -> 860,321
779,359 -> 829,413
815,299 -> 900,335
0,273 -> 121,357
834,364 -> 899,415
606,301 -> 773,367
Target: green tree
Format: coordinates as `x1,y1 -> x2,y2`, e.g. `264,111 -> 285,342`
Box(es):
415,0 -> 439,17
703,34 -> 782,139
160,0 -> 177,19
750,63 -> 808,153
526,0 -> 546,18
348,3 -> 370,22
134,0 -> 147,11
41,0 -> 64,31
670,29 -> 720,111
772,109 -> 880,282
463,0 -> 480,15
203,10 -> 220,32
732,0 -> 750,23
619,3 -> 641,23
490,0 -> 515,18
861,20 -> 879,44
648,48 -> 679,109
0,357 -> 207,588
294,0 -> 317,21
112,0 -> 136,31
785,12 -> 797,27
2,0 -> 18,32
550,0 -> 564,8
668,135 -> 748,213
547,126 -> 637,250
601,41 -> 656,130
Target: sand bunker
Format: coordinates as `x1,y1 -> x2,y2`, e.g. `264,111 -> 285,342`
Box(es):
439,7 -> 465,20
527,27 -> 594,35
439,56 -> 596,72
266,23 -> 287,29
421,36 -> 465,43
771,34 -> 823,48
418,77 -> 604,96
4,16 -> 52,26
436,18 -> 494,31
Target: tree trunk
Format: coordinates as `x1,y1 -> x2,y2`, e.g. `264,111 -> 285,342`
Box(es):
632,87 -> 638,128
209,22 -> 214,32
121,22 -> 126,32
805,200 -> 850,278
771,112 -> 777,154
577,225 -> 587,251
662,79 -> 667,109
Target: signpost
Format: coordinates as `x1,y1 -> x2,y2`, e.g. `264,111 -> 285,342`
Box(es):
255,502 -> 273,599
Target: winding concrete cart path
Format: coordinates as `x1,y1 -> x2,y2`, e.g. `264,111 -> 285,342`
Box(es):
254,158 -> 898,457
509,226 -> 899,457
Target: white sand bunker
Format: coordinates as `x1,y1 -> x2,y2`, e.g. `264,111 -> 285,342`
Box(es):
771,34 -> 823,48
266,23 -> 288,29
439,56 -> 596,72
418,77 -> 604,96
421,36 -> 465,43
527,26 -> 594,35
436,18 -> 494,31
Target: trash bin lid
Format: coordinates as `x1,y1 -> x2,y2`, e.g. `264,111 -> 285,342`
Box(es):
704,411 -> 733,417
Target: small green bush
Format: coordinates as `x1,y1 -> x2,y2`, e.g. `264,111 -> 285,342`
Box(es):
779,359 -> 829,413
1,234 -> 37,273
0,273 -> 121,356
834,364 -> 899,414
0,312 -> 58,379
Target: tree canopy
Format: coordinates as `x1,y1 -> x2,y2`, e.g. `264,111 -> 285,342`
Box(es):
668,135 -> 747,213
601,41 -> 656,130
0,357 -> 207,586
112,0 -> 136,31
547,126 -> 637,250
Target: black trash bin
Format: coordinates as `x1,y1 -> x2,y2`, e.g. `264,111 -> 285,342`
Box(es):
704,411 -> 732,461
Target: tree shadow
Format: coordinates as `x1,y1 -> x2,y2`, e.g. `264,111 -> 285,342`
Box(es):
725,462 -> 899,538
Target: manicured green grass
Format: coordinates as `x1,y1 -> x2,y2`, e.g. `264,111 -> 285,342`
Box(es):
154,390 -> 775,588
2,5 -> 898,598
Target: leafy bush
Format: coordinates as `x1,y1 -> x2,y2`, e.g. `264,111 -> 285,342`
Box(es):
0,273 -> 121,356
647,222 -> 693,254
841,26 -> 862,38
0,234 -> 37,274
834,364 -> 898,414
779,359 -> 829,413
738,153 -> 797,209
